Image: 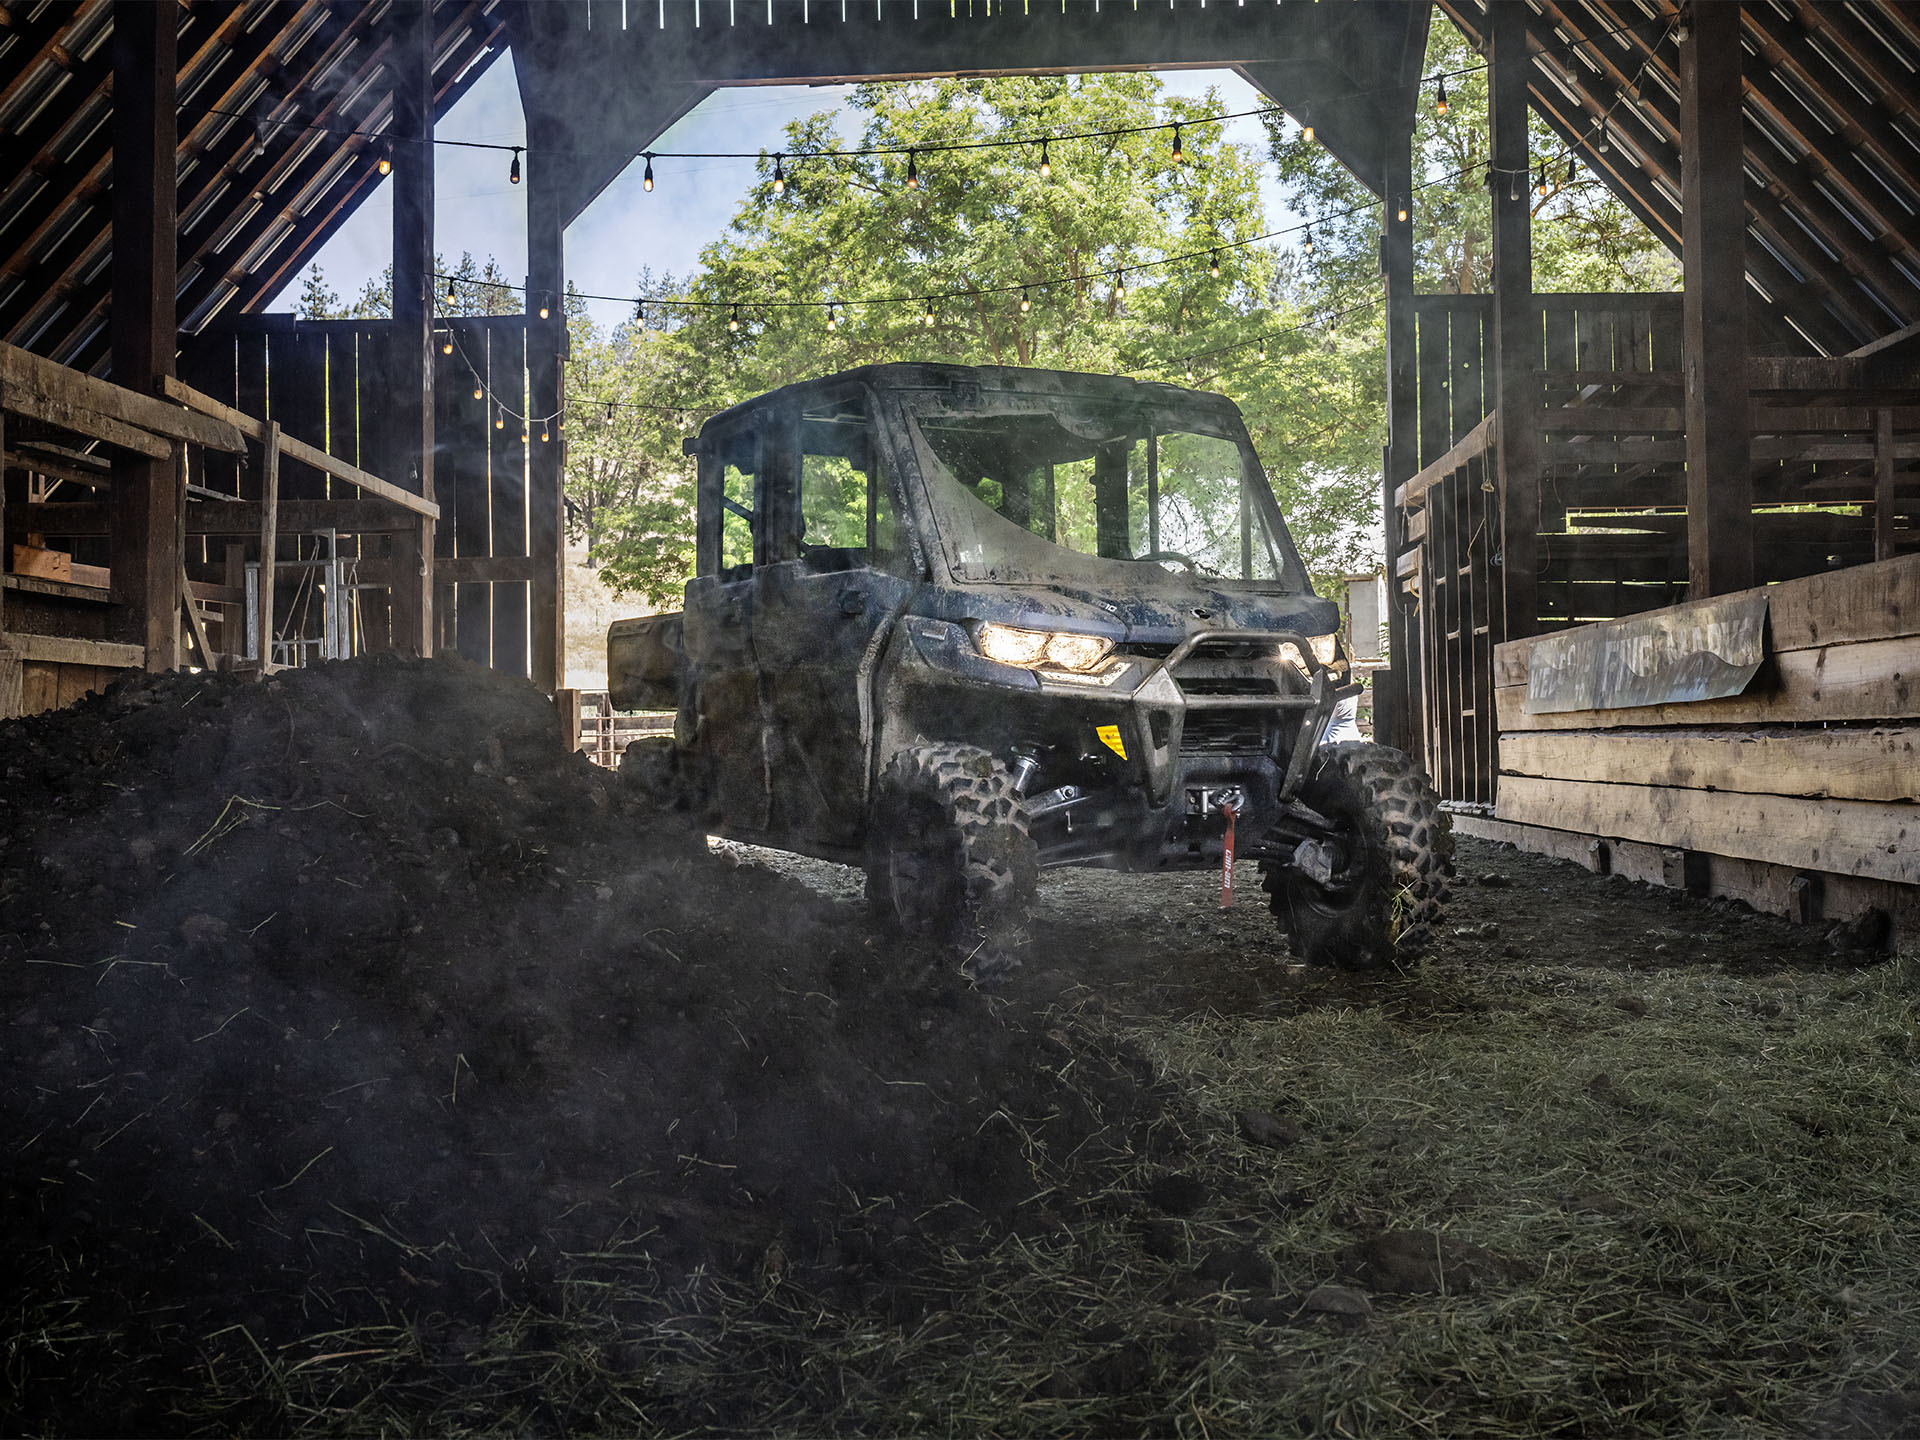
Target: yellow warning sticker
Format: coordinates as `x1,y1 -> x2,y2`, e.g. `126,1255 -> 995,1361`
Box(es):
1096,724 -> 1127,760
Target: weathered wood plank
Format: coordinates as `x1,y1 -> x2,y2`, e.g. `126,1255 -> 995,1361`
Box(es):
0,344 -> 242,453
1494,634 -> 1920,730
1495,553 -> 1920,685
1395,411 -> 1495,511
6,385 -> 172,459
8,499 -> 432,537
258,423 -> 280,671
1499,727 -> 1920,803
158,376 -> 441,521
1495,775 -> 1920,886
6,632 -> 146,667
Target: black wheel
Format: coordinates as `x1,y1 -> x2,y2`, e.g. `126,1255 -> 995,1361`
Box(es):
1260,742 -> 1453,971
866,743 -> 1038,953
618,734 -> 682,811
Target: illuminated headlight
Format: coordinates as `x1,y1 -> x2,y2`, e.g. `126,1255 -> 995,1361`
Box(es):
975,622 -> 1115,673
1309,633 -> 1340,666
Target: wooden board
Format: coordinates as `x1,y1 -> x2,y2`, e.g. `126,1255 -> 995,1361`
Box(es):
1494,634 -> 1920,730
1495,775 -> 1920,886
0,342 -> 242,452
12,544 -> 70,580
1495,551 -> 1920,687
1499,726 -> 1920,802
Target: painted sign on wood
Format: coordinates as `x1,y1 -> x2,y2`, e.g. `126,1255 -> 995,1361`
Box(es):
1524,591 -> 1769,714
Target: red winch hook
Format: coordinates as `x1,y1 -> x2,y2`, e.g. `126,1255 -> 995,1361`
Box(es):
1220,798 -> 1237,909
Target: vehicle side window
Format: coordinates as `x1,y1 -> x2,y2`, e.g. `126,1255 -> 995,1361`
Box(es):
797,394 -> 899,572
721,459 -> 755,578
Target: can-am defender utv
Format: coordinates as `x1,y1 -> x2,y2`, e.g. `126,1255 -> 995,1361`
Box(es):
610,364 -> 1452,969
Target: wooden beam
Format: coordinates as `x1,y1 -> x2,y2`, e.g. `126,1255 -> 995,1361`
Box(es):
1489,0 -> 1538,641
1500,727 -> 1920,804
1379,126 -> 1418,753
258,423 -> 280,671
108,0 -> 179,672
5,632 -> 146,668
1679,0 -> 1752,599
8,499 -> 430,537
1877,409 -> 1898,564
0,344 -> 241,453
5,385 -> 172,460
179,558 -> 215,670
1396,412 -> 1496,510
389,0 -> 435,659
1494,633 -> 1920,731
157,377 -> 441,521
1496,774 -> 1920,888
527,111 -> 566,696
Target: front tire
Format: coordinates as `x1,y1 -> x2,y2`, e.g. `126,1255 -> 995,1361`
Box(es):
866,743 -> 1038,955
1261,743 -> 1453,971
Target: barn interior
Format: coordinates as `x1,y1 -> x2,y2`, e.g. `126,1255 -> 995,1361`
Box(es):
3,0 -> 1915,940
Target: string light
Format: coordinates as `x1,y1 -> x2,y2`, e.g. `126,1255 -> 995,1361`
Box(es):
642,153 -> 655,191
1509,170 -> 1521,203
1170,124 -> 1183,164
520,420 -> 530,442
1434,75 -> 1449,116
473,381 -> 483,400
1020,286 -> 1031,313
1303,226 -> 1314,253
509,147 -> 521,185
377,142 -> 392,176
541,421 -> 551,442
494,405 -> 504,430
923,297 -> 936,327
1536,160 -> 1549,197
905,149 -> 919,189
826,302 -> 838,331
1257,339 -> 1268,361
728,305 -> 740,332
1396,198 -> 1409,223
1114,271 -> 1127,300
1597,118 -> 1610,154
1039,138 -> 1051,179
1209,250 -> 1221,278
1566,155 -> 1577,186
634,299 -> 645,323
772,153 -> 785,194
537,294 -> 550,320
446,276 -> 457,303
441,334 -> 453,354
1301,121 -> 1314,144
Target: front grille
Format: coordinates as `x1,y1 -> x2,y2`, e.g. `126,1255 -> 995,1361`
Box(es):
1181,712 -> 1273,754
1179,676 -> 1279,697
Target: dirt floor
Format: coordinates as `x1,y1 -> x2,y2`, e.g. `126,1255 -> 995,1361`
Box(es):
2,656 -> 1916,1437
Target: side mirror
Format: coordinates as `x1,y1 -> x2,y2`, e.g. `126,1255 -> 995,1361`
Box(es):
682,435 -> 698,457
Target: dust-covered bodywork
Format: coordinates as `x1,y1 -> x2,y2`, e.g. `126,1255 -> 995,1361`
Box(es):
610,362 -> 1355,869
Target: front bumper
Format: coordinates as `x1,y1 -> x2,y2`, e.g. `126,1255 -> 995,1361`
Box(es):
893,619 -> 1358,869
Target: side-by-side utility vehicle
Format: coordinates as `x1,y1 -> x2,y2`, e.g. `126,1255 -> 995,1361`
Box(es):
610,364 -> 1451,969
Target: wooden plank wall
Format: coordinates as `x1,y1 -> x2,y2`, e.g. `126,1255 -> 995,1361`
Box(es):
179,314 -> 535,679
1488,553 -> 1920,944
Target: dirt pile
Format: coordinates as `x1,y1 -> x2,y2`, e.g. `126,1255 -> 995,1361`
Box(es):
0,655 -> 1172,1432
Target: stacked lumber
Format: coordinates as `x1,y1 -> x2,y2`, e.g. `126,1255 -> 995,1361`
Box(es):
1487,554 -> 1920,939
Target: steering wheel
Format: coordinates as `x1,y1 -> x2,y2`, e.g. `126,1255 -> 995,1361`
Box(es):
1132,549 -> 1200,571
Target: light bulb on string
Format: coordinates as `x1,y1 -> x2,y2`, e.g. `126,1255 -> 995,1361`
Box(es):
441,334 -> 453,355
538,294 -> 550,320
473,381 -> 483,400
1301,121 -> 1314,144
1258,339 -> 1268,361
541,421 -> 551,442
1209,250 -> 1221,278
1114,271 -> 1127,300
1566,155 -> 1577,186
1598,118 -> 1610,154
728,305 -> 740,333
1039,138 -> 1051,179
772,153 -> 785,195
1170,124 -> 1184,164
634,299 -> 646,324
509,147 -> 522,185
377,142 -> 392,176
1020,286 -> 1031,313
1509,171 -> 1521,203
1303,226 -> 1315,254
1396,195 -> 1409,222
606,402 -> 615,423
905,150 -> 919,190
826,302 -> 838,331
520,421 -> 530,442
1435,75 -> 1449,116
642,153 -> 655,191
446,275 -> 457,303
1185,361 -> 1195,383
495,405 -> 504,430
1536,161 -> 1549,197
923,297 -> 936,328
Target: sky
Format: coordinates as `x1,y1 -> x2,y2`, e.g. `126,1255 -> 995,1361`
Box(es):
273,51 -> 1309,326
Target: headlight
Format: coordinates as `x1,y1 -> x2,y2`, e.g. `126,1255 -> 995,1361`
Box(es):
975,622 -> 1115,673
1309,633 -> 1340,666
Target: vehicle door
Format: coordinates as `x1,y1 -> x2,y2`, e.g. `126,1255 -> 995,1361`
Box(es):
682,415 -> 771,832
750,386 -> 915,852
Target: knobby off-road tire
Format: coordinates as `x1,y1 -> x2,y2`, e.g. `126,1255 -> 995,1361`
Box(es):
618,734 -> 682,812
1261,742 -> 1453,971
866,743 -> 1039,962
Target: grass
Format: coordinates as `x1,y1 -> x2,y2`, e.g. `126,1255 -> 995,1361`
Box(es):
13,951 -> 1919,1437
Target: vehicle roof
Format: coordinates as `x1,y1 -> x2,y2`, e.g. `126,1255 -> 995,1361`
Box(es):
692,363 -> 1236,440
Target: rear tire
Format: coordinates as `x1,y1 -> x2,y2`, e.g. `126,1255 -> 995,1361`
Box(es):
866,743 -> 1038,958
1261,743 -> 1452,971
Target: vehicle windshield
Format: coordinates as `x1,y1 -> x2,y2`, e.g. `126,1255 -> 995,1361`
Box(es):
901,391 -> 1309,591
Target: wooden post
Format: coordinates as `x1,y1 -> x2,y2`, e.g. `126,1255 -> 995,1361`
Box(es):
1680,0 -> 1754,597
556,687 -> 581,754
1489,0 -> 1539,643
1874,408 -> 1896,562
1380,131 -> 1419,754
388,0 -> 435,656
0,375 -> 13,716
257,423 -> 280,669
527,120 -> 567,696
109,0 -> 181,670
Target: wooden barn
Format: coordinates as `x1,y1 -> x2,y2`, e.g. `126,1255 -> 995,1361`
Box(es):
0,0 -> 1914,939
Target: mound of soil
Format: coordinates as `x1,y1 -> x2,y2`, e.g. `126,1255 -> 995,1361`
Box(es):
0,656 -> 1171,1433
